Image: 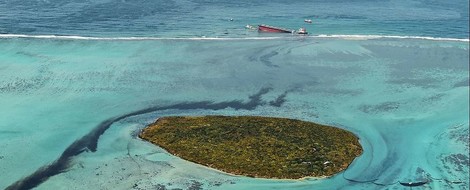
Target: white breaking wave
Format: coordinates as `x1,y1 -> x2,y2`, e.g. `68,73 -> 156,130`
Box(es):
314,34 -> 470,42
0,34 -> 285,41
0,33 -> 468,42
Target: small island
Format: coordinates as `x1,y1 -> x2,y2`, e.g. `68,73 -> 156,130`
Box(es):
139,116 -> 362,179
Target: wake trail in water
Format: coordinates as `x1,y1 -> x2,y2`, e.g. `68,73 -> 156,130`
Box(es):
6,87 -> 291,190
0,34 -> 468,42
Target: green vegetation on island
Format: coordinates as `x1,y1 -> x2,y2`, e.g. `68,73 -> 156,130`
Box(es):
139,115 -> 362,179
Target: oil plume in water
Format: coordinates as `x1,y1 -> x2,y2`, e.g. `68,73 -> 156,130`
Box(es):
6,87 -> 289,190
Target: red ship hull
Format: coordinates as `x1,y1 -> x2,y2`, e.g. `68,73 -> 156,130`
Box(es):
258,25 -> 292,33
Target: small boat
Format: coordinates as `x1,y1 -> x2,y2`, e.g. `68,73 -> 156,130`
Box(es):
399,181 -> 428,187
304,19 -> 312,23
297,27 -> 308,35
258,24 -> 293,33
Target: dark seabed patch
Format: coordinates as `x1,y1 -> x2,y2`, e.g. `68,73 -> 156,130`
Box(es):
443,154 -> 470,172
0,130 -> 22,135
453,78 -> 469,87
387,78 -> 439,88
359,102 -> 400,114
0,77 -> 50,93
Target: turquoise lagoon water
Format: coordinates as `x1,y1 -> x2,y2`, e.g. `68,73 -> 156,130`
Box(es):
0,0 -> 469,189
0,37 -> 468,189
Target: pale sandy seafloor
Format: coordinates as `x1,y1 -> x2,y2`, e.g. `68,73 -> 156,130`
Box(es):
0,37 -> 468,190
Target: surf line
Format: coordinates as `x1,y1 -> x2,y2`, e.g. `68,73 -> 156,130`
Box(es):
313,34 -> 470,42
0,34 -> 285,41
0,34 -> 469,42
5,87 -> 292,190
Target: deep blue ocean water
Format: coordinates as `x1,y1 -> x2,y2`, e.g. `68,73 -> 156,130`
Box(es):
0,0 -> 469,190
0,0 -> 469,38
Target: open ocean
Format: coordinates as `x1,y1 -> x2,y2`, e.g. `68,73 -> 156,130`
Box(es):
0,0 -> 469,189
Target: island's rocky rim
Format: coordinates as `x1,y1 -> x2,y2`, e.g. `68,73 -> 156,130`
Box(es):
139,115 -> 362,179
